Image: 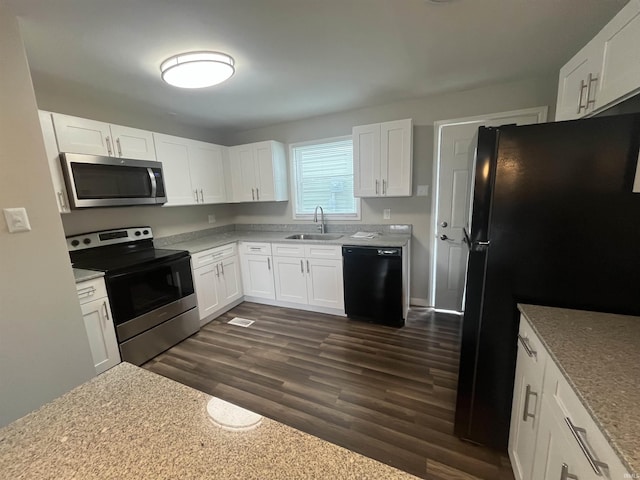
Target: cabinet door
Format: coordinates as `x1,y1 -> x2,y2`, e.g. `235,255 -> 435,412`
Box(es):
306,258 -> 344,310
229,145 -> 257,202
109,124 -> 156,161
273,256 -> 308,305
353,123 -> 381,197
255,141 -> 276,201
240,254 -> 275,299
80,298 -> 120,375
555,41 -> 603,121
220,256 -> 243,305
531,399 -> 593,480
154,133 -> 196,206
381,119 -> 412,197
39,111 -> 70,213
189,140 -> 227,204
595,0 -> 640,109
52,113 -> 111,156
508,327 -> 546,480
193,263 -> 221,321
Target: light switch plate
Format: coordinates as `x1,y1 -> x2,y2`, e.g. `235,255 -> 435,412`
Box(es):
3,207 -> 31,233
417,185 -> 429,196
383,208 -> 391,220
208,214 -> 216,224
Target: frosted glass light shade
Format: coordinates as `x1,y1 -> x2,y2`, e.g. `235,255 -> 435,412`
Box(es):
160,51 -> 235,89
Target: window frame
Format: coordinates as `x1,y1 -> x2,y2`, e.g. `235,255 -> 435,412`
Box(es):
289,135 -> 361,221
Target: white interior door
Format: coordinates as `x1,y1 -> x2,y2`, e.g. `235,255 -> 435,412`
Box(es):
432,107 -> 547,312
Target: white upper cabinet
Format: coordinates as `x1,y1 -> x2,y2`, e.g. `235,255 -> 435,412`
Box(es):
52,113 -> 156,160
154,133 -> 227,206
353,118 -> 413,197
38,110 -> 71,214
556,0 -> 640,120
228,140 -> 288,202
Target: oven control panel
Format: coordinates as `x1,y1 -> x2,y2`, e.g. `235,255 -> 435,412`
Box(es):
67,227 -> 153,251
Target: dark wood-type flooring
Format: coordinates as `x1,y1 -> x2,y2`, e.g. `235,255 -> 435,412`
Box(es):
144,302 -> 515,479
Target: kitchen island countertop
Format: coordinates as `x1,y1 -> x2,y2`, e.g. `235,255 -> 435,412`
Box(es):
0,363 -> 418,479
518,304 -> 640,475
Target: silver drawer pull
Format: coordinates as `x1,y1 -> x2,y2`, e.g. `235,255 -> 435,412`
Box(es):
249,247 -> 262,251
77,286 -> 96,299
522,384 -> 537,422
564,417 -> 608,476
517,333 -> 537,359
560,463 -> 579,480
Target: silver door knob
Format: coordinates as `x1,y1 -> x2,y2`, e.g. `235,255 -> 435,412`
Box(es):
440,221 -> 448,228
440,234 -> 450,241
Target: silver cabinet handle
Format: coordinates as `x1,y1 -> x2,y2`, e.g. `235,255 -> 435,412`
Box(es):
105,136 -> 113,156
522,384 -> 537,422
586,73 -> 598,110
256,188 -> 260,200
267,257 -> 271,270
249,247 -> 262,252
300,259 -> 304,274
199,189 -> 204,203
77,286 -> 96,299
382,179 -> 387,195
102,301 -> 110,321
194,190 -> 199,202
564,417 -> 608,476
220,262 -> 224,275
517,334 -> 537,359
251,188 -> 255,201
306,260 -> 310,273
215,264 -> 220,277
375,180 -> 379,194
116,137 -> 122,157
577,79 -> 588,114
57,191 -> 68,212
560,463 -> 579,480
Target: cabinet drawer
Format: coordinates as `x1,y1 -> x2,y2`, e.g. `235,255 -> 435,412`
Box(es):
76,277 -> 107,305
239,242 -> 272,256
544,356 -> 629,478
272,243 -> 305,257
304,244 -> 341,259
192,243 -> 236,268
517,315 -> 547,387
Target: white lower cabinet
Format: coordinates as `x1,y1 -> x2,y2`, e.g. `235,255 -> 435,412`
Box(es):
192,243 -> 243,325
510,313 -> 630,480
239,242 -> 276,300
76,278 -> 120,375
272,243 -> 344,312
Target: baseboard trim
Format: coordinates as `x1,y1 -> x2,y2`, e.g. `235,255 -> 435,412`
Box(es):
200,298 -> 244,327
410,297 -> 430,307
243,296 -> 346,317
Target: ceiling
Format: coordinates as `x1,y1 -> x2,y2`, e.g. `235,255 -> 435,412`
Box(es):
5,0 -> 629,133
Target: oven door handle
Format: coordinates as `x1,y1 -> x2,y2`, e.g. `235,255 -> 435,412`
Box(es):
174,271 -> 183,296
107,254 -> 190,279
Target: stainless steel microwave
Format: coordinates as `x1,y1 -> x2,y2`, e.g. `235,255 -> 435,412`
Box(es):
59,153 -> 167,208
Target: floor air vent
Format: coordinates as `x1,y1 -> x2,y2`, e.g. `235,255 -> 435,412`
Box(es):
228,317 -> 255,327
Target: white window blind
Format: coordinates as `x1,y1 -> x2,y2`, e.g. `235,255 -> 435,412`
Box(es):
292,137 -> 359,218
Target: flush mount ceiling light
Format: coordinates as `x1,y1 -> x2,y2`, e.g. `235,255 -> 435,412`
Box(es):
160,51 -> 235,89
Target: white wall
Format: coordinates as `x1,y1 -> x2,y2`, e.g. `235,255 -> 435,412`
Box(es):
0,8 -> 95,427
228,76 -> 559,303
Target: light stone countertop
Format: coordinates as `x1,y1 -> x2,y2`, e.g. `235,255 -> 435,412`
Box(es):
518,304 -> 640,475
73,267 -> 104,283
162,230 -> 411,255
0,363 -> 418,480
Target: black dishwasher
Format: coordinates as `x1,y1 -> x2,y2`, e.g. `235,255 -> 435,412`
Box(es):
342,246 -> 403,327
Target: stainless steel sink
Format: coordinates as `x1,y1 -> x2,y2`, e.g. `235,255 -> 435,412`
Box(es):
285,233 -> 343,241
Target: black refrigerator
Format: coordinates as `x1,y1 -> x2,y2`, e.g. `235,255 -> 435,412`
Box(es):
453,112 -> 640,450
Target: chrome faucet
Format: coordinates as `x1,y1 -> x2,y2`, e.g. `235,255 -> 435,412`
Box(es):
313,205 -> 325,233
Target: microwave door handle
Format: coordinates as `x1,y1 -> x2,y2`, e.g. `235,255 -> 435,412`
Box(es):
147,168 -> 157,197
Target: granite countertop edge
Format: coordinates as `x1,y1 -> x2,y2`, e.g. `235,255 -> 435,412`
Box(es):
517,303 -> 638,475
73,268 -> 105,283
161,230 -> 411,254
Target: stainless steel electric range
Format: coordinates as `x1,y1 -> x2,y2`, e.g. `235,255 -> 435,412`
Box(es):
67,227 -> 199,365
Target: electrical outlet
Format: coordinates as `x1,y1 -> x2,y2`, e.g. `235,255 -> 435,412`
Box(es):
383,209 -> 391,220
3,207 -> 31,233
417,185 -> 429,196
208,214 -> 216,224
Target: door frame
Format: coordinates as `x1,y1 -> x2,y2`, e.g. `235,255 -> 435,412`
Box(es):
428,106 -> 548,309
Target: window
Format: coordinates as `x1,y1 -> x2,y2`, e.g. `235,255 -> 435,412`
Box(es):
290,136 -> 360,219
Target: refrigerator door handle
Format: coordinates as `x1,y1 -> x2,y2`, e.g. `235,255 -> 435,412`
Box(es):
470,239 -> 491,252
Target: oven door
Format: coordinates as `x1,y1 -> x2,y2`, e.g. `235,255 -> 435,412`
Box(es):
105,255 -> 195,339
